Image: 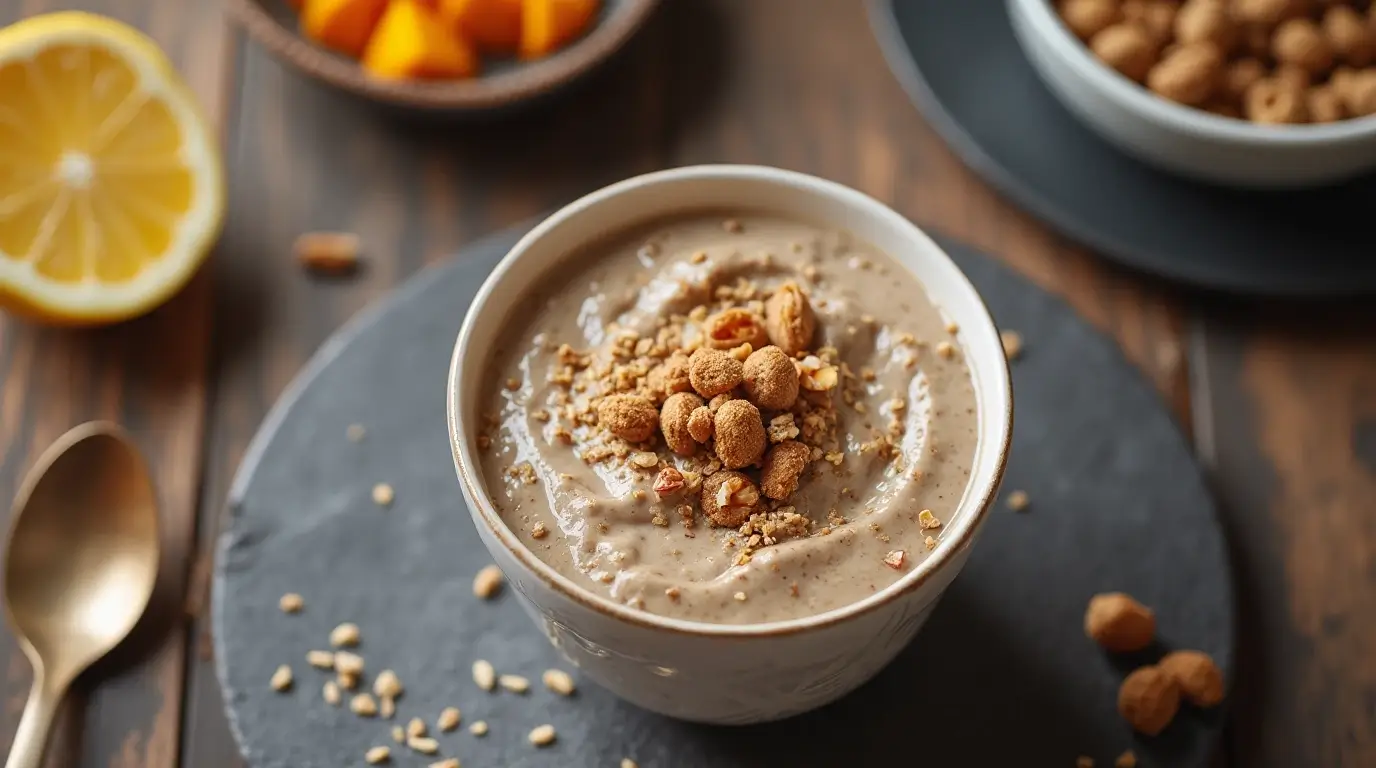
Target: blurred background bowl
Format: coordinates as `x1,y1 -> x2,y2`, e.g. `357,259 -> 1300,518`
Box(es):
1008,0 -> 1376,188
228,0 -> 659,113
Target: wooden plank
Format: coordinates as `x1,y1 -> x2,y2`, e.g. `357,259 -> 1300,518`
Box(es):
1195,304 -> 1376,768
185,0 -> 1195,763
0,2 -> 230,767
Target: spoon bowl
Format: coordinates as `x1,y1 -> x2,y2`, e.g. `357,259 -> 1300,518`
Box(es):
3,422 -> 159,768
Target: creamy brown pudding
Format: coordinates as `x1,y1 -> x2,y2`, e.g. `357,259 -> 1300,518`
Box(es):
478,213 -> 979,624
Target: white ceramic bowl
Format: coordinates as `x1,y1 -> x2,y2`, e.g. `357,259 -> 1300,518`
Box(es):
1008,0 -> 1376,188
446,165 -> 1013,724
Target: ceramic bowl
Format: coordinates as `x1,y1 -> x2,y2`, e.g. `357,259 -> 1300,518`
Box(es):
228,0 -> 658,112
446,165 -> 1014,724
1008,0 -> 1376,188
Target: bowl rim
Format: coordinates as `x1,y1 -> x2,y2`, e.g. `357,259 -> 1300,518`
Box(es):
227,0 -> 660,110
1011,0 -> 1376,145
446,164 -> 1014,639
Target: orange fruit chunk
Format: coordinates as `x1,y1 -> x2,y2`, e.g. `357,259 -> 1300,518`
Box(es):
440,0 -> 523,52
363,0 -> 479,79
519,0 -> 598,59
301,0 -> 389,58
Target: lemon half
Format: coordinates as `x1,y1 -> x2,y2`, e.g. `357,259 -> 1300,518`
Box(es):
0,12 -> 224,325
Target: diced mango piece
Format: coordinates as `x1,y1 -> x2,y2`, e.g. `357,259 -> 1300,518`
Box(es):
363,0 -> 479,79
440,0 -> 523,51
301,0 -> 388,57
519,0 -> 597,60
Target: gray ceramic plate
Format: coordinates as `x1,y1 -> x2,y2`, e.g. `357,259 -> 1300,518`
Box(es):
870,0 -> 1376,297
214,227 -> 1233,767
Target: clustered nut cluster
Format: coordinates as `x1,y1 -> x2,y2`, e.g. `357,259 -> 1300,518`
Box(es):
1062,0 -> 1376,123
1084,592 -> 1226,736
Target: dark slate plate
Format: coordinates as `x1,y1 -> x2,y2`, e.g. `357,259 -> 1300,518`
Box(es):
213,226 -> 1234,768
868,0 -> 1376,297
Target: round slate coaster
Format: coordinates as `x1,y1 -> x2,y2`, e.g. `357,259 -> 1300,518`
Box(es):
213,226 -> 1234,768
868,0 -> 1376,297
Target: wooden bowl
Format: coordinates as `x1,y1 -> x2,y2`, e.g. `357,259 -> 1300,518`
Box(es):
228,0 -> 660,112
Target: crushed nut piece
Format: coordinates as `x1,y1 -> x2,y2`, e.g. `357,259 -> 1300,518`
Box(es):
498,674 -> 530,693
797,355 -> 839,391
437,706 -> 461,732
372,483 -> 394,507
631,451 -> 659,468
407,736 -> 440,755
653,467 -> 685,495
690,250 -> 708,264
323,680 -> 341,706
330,623 -> 362,648
529,724 -> 557,747
473,660 -> 496,691
883,550 -> 906,570
335,650 -> 364,676
365,746 -> 391,764
278,593 -> 304,613
295,231 -> 361,273
307,650 -> 335,669
918,509 -> 942,530
473,564 -> 504,599
351,693 -> 379,717
543,669 -> 576,696
270,665 -> 293,692
925,535 -> 937,551
407,717 -> 427,739
337,671 -> 359,690
531,521 -> 548,539
666,586 -> 682,600
469,721 -> 489,736
374,670 -> 403,699
1007,490 -> 1030,512
936,341 -> 956,359
764,282 -> 816,354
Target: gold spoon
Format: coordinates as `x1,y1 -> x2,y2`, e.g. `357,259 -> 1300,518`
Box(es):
3,422 -> 160,768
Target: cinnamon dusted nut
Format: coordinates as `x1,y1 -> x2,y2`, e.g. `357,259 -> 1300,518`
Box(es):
1306,84 -> 1346,122
688,348 -> 743,398
1273,63 -> 1310,94
1174,0 -> 1235,52
708,393 -> 734,412
760,440 -> 810,500
597,394 -> 659,443
1091,24 -> 1157,82
653,466 -> 685,495
1245,78 -> 1308,123
1060,0 -> 1120,41
687,406 -> 714,443
742,346 -> 800,410
1122,0 -> 1176,45
713,400 -> 766,469
1220,57 -> 1266,102
1085,592 -> 1156,651
764,282 -> 816,355
647,352 -> 692,399
660,392 -> 705,455
700,471 -> 761,527
1118,666 -> 1181,735
1231,0 -> 1305,27
705,308 -> 770,351
1322,5 -> 1376,67
1147,43 -> 1222,105
1158,650 -> 1225,706
1273,18 -> 1333,76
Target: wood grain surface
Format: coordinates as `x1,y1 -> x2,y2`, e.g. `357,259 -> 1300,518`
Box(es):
0,0 -> 1369,765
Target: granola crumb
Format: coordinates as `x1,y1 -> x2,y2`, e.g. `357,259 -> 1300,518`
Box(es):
350,693 -> 378,717
365,746 -> 391,764
1007,490 -> 1030,512
472,659 -> 496,691
372,483 -> 395,507
543,669 -> 576,696
883,550 -> 906,570
1000,330 -> 1023,360
469,721 -> 489,736
734,591 -> 748,602
924,535 -> 937,551
270,665 -> 293,692
918,509 -> 942,530
330,622 -> 361,648
498,674 -> 531,693
531,521 -> 548,539
473,564 -> 504,598
437,707 -> 461,732
278,593 -> 304,613
528,724 -> 557,747
323,680 -> 341,705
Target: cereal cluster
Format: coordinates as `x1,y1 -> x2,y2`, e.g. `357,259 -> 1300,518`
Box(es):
1060,0 -> 1376,123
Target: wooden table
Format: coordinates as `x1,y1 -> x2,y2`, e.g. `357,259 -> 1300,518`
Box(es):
0,1 -> 1372,766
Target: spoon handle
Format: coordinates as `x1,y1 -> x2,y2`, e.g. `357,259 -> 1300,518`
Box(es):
5,675 -> 61,768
